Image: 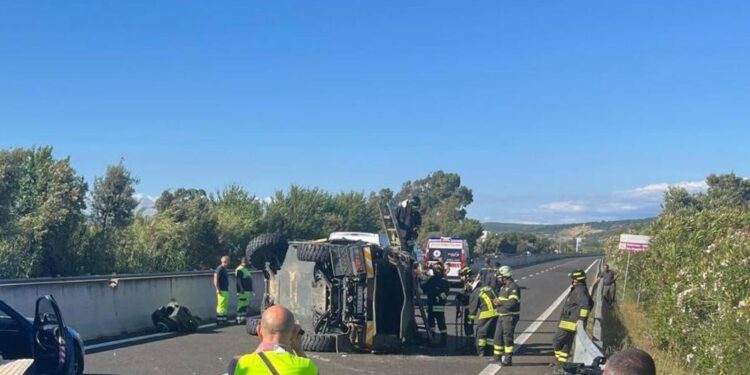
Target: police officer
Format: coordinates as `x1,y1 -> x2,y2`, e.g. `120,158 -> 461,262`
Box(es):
422,262 -> 450,347
552,269 -> 593,369
492,266 -> 520,366
469,281 -> 499,356
235,257 -> 254,324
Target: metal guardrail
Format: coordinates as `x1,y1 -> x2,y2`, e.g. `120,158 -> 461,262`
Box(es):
573,259 -> 605,365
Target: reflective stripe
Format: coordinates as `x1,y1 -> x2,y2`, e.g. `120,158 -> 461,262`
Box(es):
467,315 -> 476,319
432,306 -> 446,312
504,346 -> 513,354
363,247 -> 374,278
558,320 -> 577,331
579,309 -> 589,318
508,294 -> 519,300
498,312 -> 520,316
478,339 -> 487,346
479,291 -> 499,319
439,293 -> 448,299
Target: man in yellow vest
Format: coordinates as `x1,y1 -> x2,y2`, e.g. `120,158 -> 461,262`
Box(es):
235,257 -> 254,324
231,305 -> 318,375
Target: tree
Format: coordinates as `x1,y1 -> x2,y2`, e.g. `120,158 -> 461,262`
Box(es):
0,147 -> 87,277
394,171 -> 481,247
213,184 -> 264,258
327,191 -> 379,234
264,185 -> 334,240
91,162 -> 139,228
153,188 -> 222,270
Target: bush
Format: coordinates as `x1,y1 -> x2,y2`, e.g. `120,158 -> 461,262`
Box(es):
606,175 -> 750,374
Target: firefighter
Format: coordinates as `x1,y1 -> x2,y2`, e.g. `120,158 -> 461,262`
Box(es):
235,257 -> 254,324
456,266 -> 476,338
395,196 -> 422,248
422,262 -> 450,347
551,269 -> 593,370
492,266 -> 520,366
479,257 -> 499,291
469,281 -> 499,356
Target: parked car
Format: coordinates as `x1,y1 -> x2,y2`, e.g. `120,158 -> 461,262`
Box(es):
0,295 -> 84,375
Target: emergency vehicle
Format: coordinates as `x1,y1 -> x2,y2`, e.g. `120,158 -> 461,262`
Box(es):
423,237 -> 469,285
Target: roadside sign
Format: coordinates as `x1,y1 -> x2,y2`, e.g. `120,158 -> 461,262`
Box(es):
618,234 -> 651,252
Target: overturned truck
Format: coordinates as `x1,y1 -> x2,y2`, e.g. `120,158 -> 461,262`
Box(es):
245,233 -> 417,353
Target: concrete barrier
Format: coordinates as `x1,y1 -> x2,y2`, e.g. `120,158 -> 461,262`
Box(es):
0,271 -> 265,341
474,252 -> 601,272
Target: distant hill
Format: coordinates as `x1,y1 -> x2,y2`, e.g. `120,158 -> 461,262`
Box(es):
482,218 -> 654,243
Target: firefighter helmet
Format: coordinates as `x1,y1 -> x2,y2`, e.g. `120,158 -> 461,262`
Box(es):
569,269 -> 587,281
498,265 -> 512,277
459,266 -> 472,276
410,196 -> 421,208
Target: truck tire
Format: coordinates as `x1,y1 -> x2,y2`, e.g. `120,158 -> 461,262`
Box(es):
301,333 -> 337,352
246,318 -> 261,336
296,243 -> 339,263
246,233 -> 288,272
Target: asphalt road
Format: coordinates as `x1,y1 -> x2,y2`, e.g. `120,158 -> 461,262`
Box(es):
84,256 -> 600,375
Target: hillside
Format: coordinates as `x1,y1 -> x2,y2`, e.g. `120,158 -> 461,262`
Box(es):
482,218 -> 654,242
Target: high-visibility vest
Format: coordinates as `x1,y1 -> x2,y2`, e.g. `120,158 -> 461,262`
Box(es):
477,287 -> 499,320
234,350 -> 318,375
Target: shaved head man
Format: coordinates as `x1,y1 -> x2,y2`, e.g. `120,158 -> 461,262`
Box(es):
232,305 -> 318,374
604,348 -> 656,375
256,305 -> 298,347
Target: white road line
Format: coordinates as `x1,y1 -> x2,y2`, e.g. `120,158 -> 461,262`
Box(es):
478,364 -> 502,375
477,258 -> 599,375
521,277 -> 527,280
86,316 -> 259,353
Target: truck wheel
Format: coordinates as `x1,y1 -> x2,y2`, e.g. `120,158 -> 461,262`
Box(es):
246,233 -> 288,272
246,318 -> 261,336
301,333 -> 337,352
296,243 -> 339,263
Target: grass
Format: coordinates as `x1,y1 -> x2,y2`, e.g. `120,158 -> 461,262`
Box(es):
601,300 -> 694,375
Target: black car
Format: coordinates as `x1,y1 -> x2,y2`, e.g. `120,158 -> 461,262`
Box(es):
0,295 -> 85,375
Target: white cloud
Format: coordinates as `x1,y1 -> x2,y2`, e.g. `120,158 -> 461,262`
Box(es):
540,201 -> 586,213
619,180 -> 708,199
133,193 -> 158,216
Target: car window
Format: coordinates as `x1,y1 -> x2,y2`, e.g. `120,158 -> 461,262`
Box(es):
36,299 -> 59,325
0,307 -> 21,330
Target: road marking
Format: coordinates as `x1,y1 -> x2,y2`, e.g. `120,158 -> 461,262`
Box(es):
86,317 -> 258,353
478,363 -> 502,375
477,258 -> 599,375
521,277 -> 527,280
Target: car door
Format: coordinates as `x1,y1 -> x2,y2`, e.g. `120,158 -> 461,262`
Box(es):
0,302 -> 32,360
33,296 -> 71,374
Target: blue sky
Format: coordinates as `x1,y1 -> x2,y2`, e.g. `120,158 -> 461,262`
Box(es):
1,1 -> 749,223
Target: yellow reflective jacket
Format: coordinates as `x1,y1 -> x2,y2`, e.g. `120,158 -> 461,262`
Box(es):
233,349 -> 318,375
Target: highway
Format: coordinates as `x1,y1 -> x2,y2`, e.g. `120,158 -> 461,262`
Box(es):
83,256 -> 600,375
